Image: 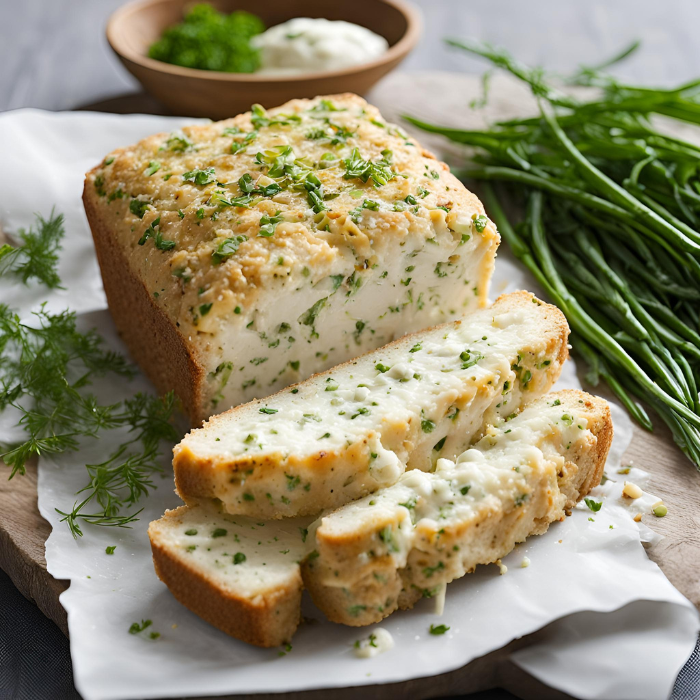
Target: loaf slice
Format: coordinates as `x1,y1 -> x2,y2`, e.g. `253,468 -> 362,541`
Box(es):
173,291 -> 569,519
302,390 -> 612,626
83,93 -> 499,425
149,505 -> 311,648
149,389 -> 610,645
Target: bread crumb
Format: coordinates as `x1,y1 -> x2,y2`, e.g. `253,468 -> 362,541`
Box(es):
520,557 -> 531,568
633,513 -> 642,522
623,481 -> 643,499
496,559 -> 508,575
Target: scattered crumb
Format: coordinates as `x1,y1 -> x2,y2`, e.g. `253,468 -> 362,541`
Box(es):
617,467 -> 631,475
634,513 -> 642,522
171,624 -> 178,629
623,481 -> 643,499
520,557 -> 531,568
496,559 -> 508,575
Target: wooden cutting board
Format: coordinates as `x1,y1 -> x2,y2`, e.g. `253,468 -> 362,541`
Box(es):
1,72 -> 699,699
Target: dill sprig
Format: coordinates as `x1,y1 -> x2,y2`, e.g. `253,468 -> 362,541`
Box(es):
56,393 -> 180,537
0,303 -> 180,536
1,212 -> 181,536
0,210 -> 65,288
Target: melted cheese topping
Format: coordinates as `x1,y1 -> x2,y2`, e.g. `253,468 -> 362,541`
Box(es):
154,392 -> 602,634
305,393 -> 600,624
174,296 -> 566,518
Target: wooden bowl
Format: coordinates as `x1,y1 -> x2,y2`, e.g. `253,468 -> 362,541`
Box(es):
107,0 -> 421,119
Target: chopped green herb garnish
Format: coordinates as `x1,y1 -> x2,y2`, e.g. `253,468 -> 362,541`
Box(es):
182,167 -> 216,186
473,214 -> 488,232
343,147 -> 395,186
129,619 -> 152,635
129,199 -> 150,219
584,498 -> 602,512
421,418 -> 436,433
212,234 -> 248,264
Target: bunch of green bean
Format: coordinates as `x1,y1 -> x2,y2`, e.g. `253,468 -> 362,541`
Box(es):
407,40 -> 700,468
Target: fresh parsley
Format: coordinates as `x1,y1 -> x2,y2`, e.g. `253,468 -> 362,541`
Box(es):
182,167 -> 216,186
212,234 -> 248,264
584,498 -> 602,512
343,147 -> 395,186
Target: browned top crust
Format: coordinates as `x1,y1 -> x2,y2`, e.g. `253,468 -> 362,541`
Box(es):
83,93 -> 496,345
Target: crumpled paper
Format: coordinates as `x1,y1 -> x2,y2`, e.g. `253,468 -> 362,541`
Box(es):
0,109 -> 696,700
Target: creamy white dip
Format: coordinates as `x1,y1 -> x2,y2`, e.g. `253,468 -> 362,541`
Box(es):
252,18 -> 389,75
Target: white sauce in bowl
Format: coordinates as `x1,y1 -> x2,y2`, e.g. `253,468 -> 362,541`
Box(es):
252,18 -> 389,75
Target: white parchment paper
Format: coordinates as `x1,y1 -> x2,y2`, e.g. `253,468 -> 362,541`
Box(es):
0,109 -> 697,700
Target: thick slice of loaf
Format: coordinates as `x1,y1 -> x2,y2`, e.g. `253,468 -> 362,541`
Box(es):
149,505 -> 311,648
173,291 -> 569,519
302,390 -> 611,626
83,93 -> 499,425
149,389 -> 610,646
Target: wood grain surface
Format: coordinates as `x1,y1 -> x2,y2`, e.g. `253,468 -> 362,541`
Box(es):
1,72 -> 699,699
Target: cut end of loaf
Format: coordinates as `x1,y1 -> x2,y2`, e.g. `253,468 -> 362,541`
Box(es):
148,506 -> 304,647
83,93 -> 499,425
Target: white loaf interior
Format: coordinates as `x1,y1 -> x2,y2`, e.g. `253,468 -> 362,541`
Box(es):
173,292 -> 568,518
151,390 -> 608,640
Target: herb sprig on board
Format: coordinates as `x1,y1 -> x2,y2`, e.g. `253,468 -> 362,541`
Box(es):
0,212 -> 180,535
408,40 -> 700,467
0,210 -> 64,288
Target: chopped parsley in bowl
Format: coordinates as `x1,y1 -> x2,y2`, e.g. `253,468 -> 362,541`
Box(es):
148,4 -> 264,73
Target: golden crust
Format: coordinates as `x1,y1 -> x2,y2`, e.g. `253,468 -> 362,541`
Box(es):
555,389 -> 612,507
148,506 -> 302,648
83,184 -> 207,424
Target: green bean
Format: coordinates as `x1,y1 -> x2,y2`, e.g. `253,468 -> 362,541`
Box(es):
573,335 -> 653,430
437,42 -> 700,468
542,105 -> 700,254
